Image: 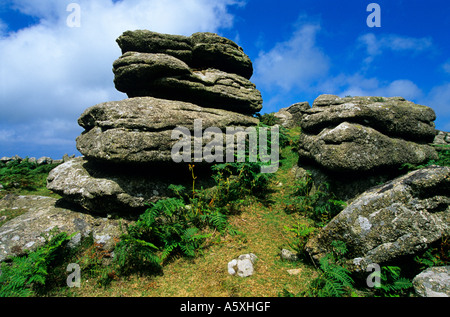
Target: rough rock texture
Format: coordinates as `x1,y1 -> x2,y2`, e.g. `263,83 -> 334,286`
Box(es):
297,95 -> 439,200
306,166 -> 450,271
46,30 -> 263,213
299,121 -> 438,173
47,157 -> 205,214
413,266 -> 450,297
76,97 -> 258,164
274,102 -> 310,128
434,130 -> 450,146
0,194 -> 130,262
113,31 -> 262,114
228,253 -> 258,277
116,30 -> 253,79
305,95 -> 436,142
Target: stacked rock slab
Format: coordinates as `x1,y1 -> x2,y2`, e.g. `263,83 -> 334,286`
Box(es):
113,30 -> 262,114
47,30 -> 261,214
296,94 -> 439,200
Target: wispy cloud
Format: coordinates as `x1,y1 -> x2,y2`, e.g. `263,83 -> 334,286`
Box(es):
357,33 -> 433,67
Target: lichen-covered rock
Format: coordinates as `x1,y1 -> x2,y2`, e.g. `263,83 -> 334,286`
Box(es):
303,95 -> 437,143
298,121 -> 438,172
0,195 -> 130,262
113,52 -> 191,92
274,102 -> 310,128
190,32 -> 253,79
76,97 -> 258,164
413,266 -> 450,297
46,157 -> 196,214
113,30 -> 261,114
306,166 -> 450,271
116,30 -> 253,79
147,69 -> 262,114
113,57 -> 262,114
116,30 -> 193,64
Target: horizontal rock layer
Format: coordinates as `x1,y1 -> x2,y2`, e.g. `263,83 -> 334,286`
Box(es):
116,30 -> 253,79
113,53 -> 262,114
113,30 -> 262,114
76,97 -> 259,164
298,121 -> 438,172
47,157 -> 206,214
303,95 -> 436,143
298,95 -> 439,175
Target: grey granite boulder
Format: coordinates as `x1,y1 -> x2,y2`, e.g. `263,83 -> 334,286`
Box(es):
46,157 -> 192,214
0,194 -> 130,262
306,166 -> 450,271
116,30 -> 253,79
303,95 -> 437,143
298,121 -> 438,173
76,97 -> 258,164
113,30 -> 261,114
413,266 -> 450,297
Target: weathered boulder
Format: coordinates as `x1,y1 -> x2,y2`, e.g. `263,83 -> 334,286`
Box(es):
46,157 -> 201,214
190,32 -> 253,80
303,95 -> 437,143
113,55 -> 262,114
113,30 -> 261,114
434,130 -> 450,146
0,194 -> 130,262
298,121 -> 438,173
113,52 -> 192,90
76,97 -> 258,164
116,30 -> 253,79
306,166 -> 450,271
116,30 -> 193,64
413,266 -> 450,297
274,102 -> 310,128
228,253 -> 258,277
297,95 -> 439,200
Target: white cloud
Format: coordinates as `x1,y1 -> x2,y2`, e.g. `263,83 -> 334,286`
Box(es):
357,33 -> 433,68
253,22 -> 329,93
0,0 -> 241,156
443,60 -> 450,74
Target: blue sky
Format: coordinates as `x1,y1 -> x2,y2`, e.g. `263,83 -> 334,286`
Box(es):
1,0 -> 449,159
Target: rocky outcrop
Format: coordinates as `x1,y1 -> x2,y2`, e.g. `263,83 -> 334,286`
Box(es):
47,30 -> 261,213
413,266 -> 450,297
434,130 -> 450,146
75,97 -> 257,164
113,31 -> 261,114
116,30 -> 253,79
296,95 -> 439,200
306,166 -> 450,271
0,194 -> 130,262
299,121 -> 438,173
274,102 -> 310,128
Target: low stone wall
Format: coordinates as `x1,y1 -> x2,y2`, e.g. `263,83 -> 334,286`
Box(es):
0,154 -> 77,165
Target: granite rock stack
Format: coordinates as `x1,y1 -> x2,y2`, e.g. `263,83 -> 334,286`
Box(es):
47,30 -> 262,213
